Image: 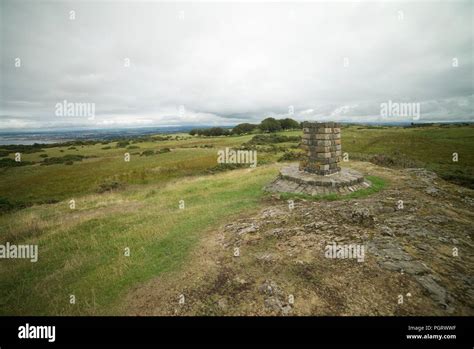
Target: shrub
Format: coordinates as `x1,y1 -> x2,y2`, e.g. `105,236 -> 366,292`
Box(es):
245,134 -> 300,145
41,155 -> 85,166
116,140 -> 130,148
0,144 -> 44,154
278,151 -> 304,162
370,154 -> 396,167
441,171 -> 474,189
206,163 -> 247,174
0,158 -> 33,168
96,181 -> 124,193
140,150 -> 155,156
0,197 -> 24,212
369,154 -> 422,168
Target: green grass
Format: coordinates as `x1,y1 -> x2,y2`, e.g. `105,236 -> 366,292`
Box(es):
2,125 -> 472,206
0,134 -> 276,206
341,125 -> 474,188
277,175 -> 387,202
0,124 -> 473,315
0,166 -> 278,315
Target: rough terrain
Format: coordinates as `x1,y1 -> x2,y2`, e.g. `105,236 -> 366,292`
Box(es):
125,161 -> 474,316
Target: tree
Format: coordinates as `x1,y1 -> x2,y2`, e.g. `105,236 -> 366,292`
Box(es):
232,123 -> 258,135
260,117 -> 282,133
208,127 -> 230,136
279,118 -> 300,130
189,127 -> 230,136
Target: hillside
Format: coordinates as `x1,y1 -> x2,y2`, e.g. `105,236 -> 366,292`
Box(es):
125,162 -> 474,315
0,125 -> 473,315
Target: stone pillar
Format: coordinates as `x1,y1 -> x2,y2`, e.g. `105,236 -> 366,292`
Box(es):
300,122 -> 342,175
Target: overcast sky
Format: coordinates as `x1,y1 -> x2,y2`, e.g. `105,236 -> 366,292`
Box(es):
1,0 -> 473,130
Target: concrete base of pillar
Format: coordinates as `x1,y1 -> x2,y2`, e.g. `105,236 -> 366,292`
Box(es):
265,164 -> 371,196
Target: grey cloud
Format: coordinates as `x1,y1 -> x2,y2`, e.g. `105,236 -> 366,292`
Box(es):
0,1 -> 473,130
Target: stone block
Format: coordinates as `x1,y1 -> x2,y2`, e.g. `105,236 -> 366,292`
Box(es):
299,120 -> 342,175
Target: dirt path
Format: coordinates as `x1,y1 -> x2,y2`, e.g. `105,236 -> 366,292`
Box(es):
124,161 -> 474,316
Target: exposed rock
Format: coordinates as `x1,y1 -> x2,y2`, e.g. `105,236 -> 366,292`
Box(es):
304,221 -> 326,230
260,207 -> 285,219
259,280 -> 283,296
127,159 -> 474,316
381,260 -> 428,275
264,297 -> 283,312
425,187 -> 439,196
379,225 -> 395,237
416,242 -> 431,252
406,168 -> 438,181
408,227 -> 430,238
427,215 -> 449,225
264,297 -> 292,315
351,207 -> 375,227
265,228 -> 285,237
238,223 -> 258,235
415,275 -> 448,308
259,280 -> 292,315
214,163 -> 473,315
234,277 -> 248,286
369,239 -> 412,261
217,298 -> 228,310
255,252 -> 277,263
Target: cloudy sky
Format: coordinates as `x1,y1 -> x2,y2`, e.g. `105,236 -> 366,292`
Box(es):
0,0 -> 473,130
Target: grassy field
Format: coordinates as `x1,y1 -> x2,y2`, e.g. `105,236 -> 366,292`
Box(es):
0,165 -> 278,315
0,124 -> 473,315
341,125 -> 474,188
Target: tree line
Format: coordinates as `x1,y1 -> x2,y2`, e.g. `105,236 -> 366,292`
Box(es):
189,117 -> 301,136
